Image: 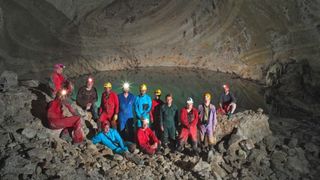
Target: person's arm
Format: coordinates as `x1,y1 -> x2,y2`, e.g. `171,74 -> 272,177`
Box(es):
64,102 -> 77,116
174,106 -> 179,128
150,101 -> 155,122
197,105 -> 202,127
149,128 -> 159,145
191,109 -> 199,127
52,74 -> 61,94
114,93 -> 119,114
115,130 -> 126,149
93,88 -> 98,103
136,129 -> 145,147
207,106 -> 213,128
99,93 -> 104,115
219,94 -> 223,108
92,133 -> 102,144
212,106 -> 217,131
159,105 -> 164,128
134,97 -> 142,119
180,109 -> 189,128
230,93 -> 237,104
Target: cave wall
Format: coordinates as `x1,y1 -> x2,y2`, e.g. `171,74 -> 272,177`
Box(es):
0,0 -> 319,80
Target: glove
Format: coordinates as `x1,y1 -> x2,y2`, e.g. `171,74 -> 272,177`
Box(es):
113,114 -> 118,121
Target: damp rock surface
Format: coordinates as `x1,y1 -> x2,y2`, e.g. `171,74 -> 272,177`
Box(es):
0,72 -> 318,179
0,0 -> 320,80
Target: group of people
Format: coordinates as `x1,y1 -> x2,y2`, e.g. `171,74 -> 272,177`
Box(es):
46,64 -> 237,157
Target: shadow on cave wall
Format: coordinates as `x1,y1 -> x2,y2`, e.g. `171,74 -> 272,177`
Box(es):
30,83 -> 52,128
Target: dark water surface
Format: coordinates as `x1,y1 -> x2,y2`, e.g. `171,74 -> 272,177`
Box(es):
71,67 -> 267,112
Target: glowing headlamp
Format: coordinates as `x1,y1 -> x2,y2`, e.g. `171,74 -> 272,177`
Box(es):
122,82 -> 130,90
61,89 -> 67,96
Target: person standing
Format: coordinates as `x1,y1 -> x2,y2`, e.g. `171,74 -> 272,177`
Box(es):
177,97 -> 200,155
159,93 -> 178,148
99,82 -> 119,129
198,92 -> 217,151
76,76 -> 99,121
134,83 -> 152,128
118,82 -> 136,141
150,89 -> 164,137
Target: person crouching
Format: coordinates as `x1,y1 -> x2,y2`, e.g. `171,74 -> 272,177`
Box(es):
137,119 -> 160,155
47,89 -> 84,143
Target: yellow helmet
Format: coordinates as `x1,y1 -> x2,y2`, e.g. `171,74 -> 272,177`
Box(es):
154,89 -> 161,96
203,92 -> 212,99
104,82 -> 112,88
140,83 -> 147,91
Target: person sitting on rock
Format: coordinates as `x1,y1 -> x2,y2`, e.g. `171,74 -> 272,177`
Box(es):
159,93 -> 179,148
137,119 -> 160,155
99,82 -> 119,130
150,89 -> 164,138
76,76 -> 99,121
218,84 -> 237,119
134,84 -> 152,128
92,121 -> 132,154
177,97 -> 200,155
92,121 -> 143,165
47,89 -> 84,143
49,63 -> 66,97
198,92 -> 217,151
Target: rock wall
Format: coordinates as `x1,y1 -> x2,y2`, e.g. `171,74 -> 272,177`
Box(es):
0,71 -> 318,179
0,0 -> 319,80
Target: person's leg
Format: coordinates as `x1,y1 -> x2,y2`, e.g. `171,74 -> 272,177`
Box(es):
189,126 -> 199,154
136,119 -> 142,128
179,128 -> 189,144
168,126 -> 176,142
110,117 -> 117,129
162,126 -> 169,147
141,145 -> 156,155
207,128 -> 215,150
127,118 -> 136,142
177,128 -> 189,151
168,126 -> 177,148
51,116 -> 84,143
90,103 -> 99,121
124,141 -> 137,153
99,112 -> 108,131
230,103 -> 237,114
199,126 -> 206,149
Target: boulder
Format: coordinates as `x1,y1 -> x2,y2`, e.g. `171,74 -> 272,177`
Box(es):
286,148 -> 310,174
232,110 -> 272,144
21,127 -> 37,139
0,71 -> 18,91
263,135 -> 281,152
0,98 -> 4,123
27,148 -> 53,161
287,138 -> 298,148
20,80 -> 40,88
271,150 -> 287,170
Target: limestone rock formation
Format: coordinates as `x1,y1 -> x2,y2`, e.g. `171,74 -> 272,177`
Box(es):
0,0 -> 319,80
0,72 -> 318,179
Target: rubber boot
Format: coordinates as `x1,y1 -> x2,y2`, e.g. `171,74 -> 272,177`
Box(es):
177,141 -> 185,152
192,141 -> 200,156
210,144 -> 216,153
